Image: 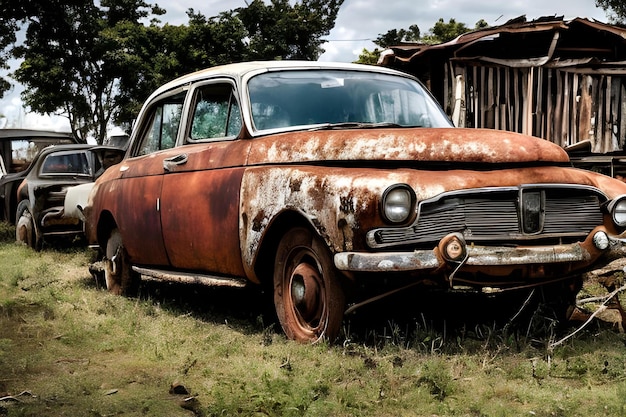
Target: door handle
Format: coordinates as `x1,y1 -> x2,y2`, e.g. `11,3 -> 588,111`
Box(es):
163,153 -> 188,172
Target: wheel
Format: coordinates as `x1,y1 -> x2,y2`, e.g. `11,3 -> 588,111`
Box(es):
104,228 -> 139,296
15,200 -> 41,250
273,227 -> 345,343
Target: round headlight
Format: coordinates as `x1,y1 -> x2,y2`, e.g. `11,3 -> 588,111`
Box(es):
611,197 -> 626,227
382,184 -> 415,224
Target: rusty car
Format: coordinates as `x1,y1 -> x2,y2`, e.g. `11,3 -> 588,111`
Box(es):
0,129 -> 78,223
15,143 -> 102,249
84,61 -> 626,343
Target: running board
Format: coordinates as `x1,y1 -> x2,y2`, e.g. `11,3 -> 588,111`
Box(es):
132,266 -> 247,288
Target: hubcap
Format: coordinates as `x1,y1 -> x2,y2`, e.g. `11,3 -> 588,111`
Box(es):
290,263 -> 322,324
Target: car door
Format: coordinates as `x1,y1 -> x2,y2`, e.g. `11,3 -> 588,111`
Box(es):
112,90 -> 185,266
159,80 -> 251,277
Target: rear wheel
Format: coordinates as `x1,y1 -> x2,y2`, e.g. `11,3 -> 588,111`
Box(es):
273,227 -> 345,343
15,200 -> 41,250
105,228 -> 139,296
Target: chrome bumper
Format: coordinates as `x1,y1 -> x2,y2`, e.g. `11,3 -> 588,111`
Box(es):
333,226 -> 626,273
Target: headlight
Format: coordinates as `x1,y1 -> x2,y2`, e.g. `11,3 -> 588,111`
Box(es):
381,184 -> 415,224
609,196 -> 626,227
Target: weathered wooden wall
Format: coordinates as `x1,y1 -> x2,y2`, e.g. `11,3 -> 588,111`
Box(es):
444,64 -> 626,152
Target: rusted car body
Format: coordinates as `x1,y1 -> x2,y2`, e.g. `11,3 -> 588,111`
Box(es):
15,144 -> 100,249
85,61 -> 626,343
0,129 -> 78,223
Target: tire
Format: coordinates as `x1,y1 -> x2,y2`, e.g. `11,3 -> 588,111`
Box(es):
273,227 -> 345,343
15,200 -> 41,250
104,228 -> 139,296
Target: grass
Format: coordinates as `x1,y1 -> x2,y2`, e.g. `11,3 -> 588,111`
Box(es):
1,222 -> 626,416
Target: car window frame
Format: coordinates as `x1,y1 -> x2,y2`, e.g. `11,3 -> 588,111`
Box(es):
184,78 -> 242,144
242,68 -> 453,136
128,86 -> 190,158
37,149 -> 97,178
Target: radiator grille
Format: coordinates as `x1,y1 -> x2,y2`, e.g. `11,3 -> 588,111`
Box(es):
369,186 -> 605,248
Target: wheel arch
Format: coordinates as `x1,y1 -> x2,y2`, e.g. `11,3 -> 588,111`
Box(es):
252,210 -> 323,287
96,210 -> 117,251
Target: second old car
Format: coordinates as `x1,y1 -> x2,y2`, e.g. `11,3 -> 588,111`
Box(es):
16,144 -> 101,249
85,61 -> 626,343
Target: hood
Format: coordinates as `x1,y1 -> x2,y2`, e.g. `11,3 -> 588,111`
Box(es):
247,127 -> 570,165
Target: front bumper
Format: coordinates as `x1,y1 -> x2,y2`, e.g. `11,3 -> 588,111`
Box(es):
334,227 -> 623,274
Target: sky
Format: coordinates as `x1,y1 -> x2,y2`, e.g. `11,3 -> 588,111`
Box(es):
0,0 -> 611,132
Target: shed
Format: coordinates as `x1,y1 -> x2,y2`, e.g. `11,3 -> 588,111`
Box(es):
379,16 -> 626,153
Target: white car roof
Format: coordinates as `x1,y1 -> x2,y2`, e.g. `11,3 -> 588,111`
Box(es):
145,60 -> 414,103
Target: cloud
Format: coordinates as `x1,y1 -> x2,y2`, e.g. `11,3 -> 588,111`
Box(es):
0,0 -> 611,128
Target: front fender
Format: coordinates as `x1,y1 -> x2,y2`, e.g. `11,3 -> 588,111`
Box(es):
239,166 -> 402,282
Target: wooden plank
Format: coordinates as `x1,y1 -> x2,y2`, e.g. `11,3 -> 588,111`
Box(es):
562,72 -> 571,147
554,71 -> 563,146
604,76 -> 612,152
480,67 -> 486,128
505,68 -> 511,131
535,68 -> 544,138
610,76 -> 619,150
571,74 -> 579,145
486,67 -> 494,128
474,66 -> 479,128
591,77 -> 601,151
578,75 -> 592,141
520,68 -> 533,134
495,68 -> 500,130
546,69 -> 553,142
618,78 -> 626,149
513,69 -> 520,132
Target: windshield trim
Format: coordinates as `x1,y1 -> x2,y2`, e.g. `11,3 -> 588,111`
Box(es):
243,68 -> 453,137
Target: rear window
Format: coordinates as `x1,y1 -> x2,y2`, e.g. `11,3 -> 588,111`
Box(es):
40,151 -> 95,176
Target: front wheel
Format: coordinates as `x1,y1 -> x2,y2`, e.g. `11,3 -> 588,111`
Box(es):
105,228 -> 139,296
15,200 -> 41,250
273,227 -> 345,343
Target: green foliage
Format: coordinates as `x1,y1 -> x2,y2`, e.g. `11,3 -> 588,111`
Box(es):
597,0 -> 626,23
236,0 -> 344,60
2,0 -> 164,143
355,48 -> 382,65
0,0 -> 343,143
360,17 -> 486,63
420,18 -> 471,44
374,25 -> 420,48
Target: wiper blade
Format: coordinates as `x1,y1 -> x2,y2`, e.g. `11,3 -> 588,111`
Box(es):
309,122 -> 418,131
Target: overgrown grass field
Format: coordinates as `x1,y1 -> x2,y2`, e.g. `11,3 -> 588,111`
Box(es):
1,221 -> 626,416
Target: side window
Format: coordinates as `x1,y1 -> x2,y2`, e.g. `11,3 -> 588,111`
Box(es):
136,92 -> 185,156
189,83 -> 241,141
40,151 -> 92,176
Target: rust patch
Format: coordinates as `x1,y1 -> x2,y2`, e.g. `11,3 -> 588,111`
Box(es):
252,210 -> 266,232
340,194 -> 355,214
246,127 -> 570,165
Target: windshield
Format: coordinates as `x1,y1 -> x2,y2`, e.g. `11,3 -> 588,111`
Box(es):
247,69 -> 453,132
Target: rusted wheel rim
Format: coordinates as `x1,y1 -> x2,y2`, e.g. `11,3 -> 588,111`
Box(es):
288,261 -> 326,335
16,213 -> 32,245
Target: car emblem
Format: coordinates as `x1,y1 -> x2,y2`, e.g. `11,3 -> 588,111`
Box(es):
520,189 -> 544,234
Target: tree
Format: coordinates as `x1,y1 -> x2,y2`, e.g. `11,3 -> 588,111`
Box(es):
596,0 -> 626,23
3,0 -> 164,143
420,18 -> 471,44
356,18 -> 486,64
0,19 -> 17,98
234,0 -> 344,60
2,0 -> 344,142
356,48 -> 383,65
374,25 -> 420,48
112,0 -> 344,128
